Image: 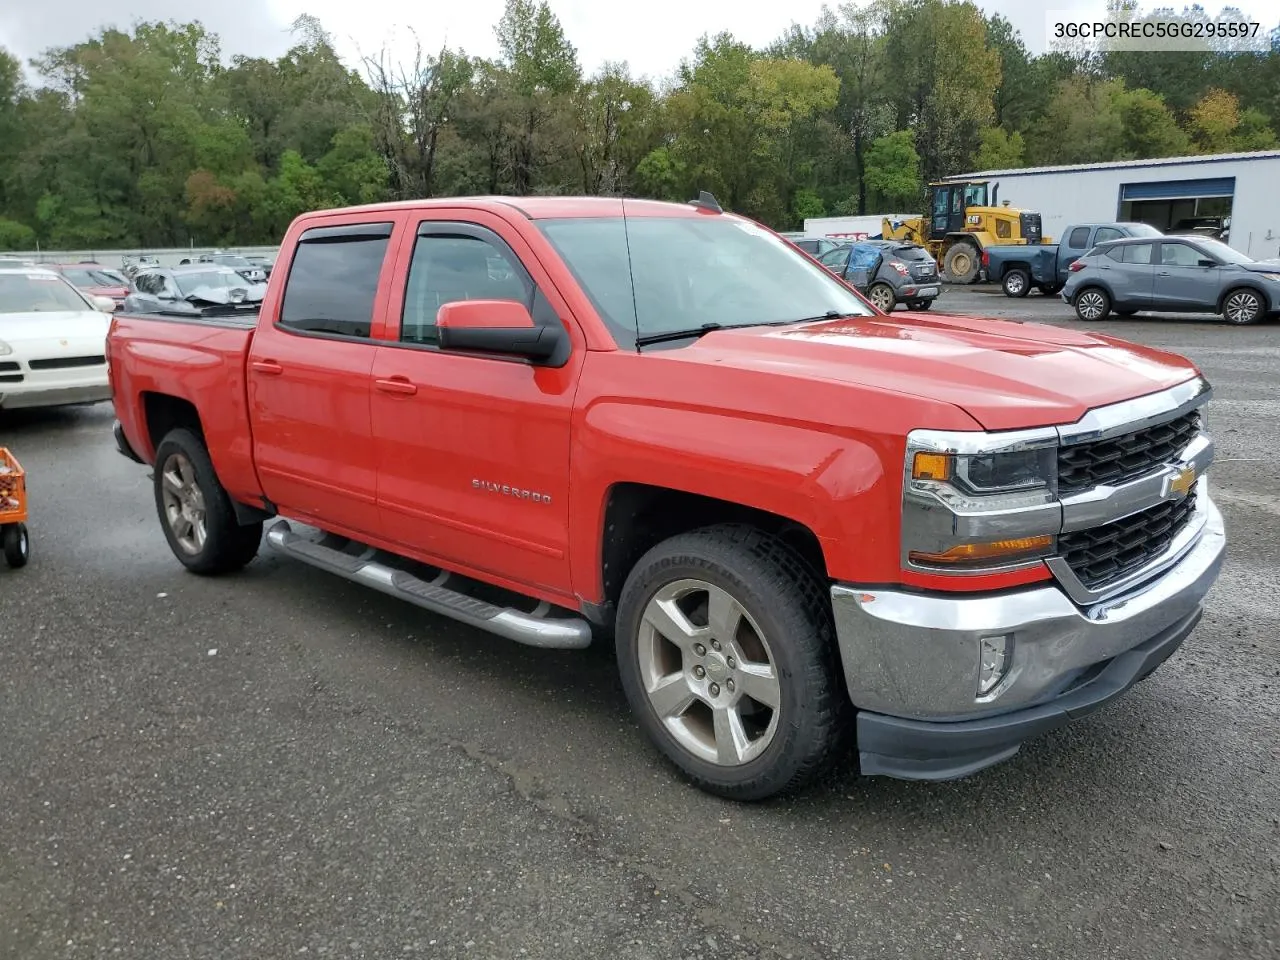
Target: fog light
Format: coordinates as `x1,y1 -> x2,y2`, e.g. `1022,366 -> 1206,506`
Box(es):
977,635 -> 1011,696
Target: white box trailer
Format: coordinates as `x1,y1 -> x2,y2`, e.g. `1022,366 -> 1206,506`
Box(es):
801,215 -> 917,241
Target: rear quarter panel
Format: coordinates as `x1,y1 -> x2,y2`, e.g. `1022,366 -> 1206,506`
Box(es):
108,313 -> 260,503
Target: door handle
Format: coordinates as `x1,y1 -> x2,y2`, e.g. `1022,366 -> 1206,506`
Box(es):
251,359 -> 283,375
1157,271 -> 1171,276
375,377 -> 418,396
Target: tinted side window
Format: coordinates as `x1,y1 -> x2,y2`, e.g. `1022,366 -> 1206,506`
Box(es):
818,247 -> 850,268
279,222 -> 393,339
1122,243 -> 1154,264
1068,227 -> 1091,248
401,233 -> 532,346
1103,245 -> 1124,262
1094,227 -> 1123,244
1160,243 -> 1202,267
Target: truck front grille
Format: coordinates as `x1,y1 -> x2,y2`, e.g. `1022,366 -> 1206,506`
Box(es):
1059,489 -> 1198,591
1058,410 -> 1201,493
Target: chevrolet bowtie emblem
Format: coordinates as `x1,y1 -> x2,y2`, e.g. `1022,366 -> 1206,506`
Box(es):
1168,466 -> 1196,498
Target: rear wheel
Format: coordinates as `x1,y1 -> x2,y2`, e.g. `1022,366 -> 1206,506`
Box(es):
615,524 -> 848,801
867,282 -> 896,312
2,522 -> 29,568
153,428 -> 262,575
906,299 -> 933,311
1002,268 -> 1031,298
1074,287 -> 1111,322
943,243 -> 980,284
1037,282 -> 1064,296
1222,288 -> 1264,325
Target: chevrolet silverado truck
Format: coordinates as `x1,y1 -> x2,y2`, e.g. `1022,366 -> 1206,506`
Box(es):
107,195 -> 1225,801
984,222 -> 1163,298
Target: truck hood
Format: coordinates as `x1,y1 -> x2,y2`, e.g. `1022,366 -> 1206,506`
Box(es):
684,312 -> 1200,431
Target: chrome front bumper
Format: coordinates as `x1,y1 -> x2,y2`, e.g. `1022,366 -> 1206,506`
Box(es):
830,494 -> 1225,776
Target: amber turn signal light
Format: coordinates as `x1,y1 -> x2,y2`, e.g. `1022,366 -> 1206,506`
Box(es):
911,452 -> 952,482
909,535 -> 1054,566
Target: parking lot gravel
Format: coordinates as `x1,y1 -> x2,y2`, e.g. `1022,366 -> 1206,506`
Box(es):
1,288 -> 1277,960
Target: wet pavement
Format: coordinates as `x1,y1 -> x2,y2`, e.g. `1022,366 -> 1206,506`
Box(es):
1,295 -> 1277,959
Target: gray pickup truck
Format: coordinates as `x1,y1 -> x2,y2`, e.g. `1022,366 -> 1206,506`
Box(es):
985,222 -> 1163,297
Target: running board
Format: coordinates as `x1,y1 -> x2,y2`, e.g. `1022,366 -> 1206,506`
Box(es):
265,520 -> 592,649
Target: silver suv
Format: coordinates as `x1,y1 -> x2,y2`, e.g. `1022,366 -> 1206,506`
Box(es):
1063,235 -> 1280,325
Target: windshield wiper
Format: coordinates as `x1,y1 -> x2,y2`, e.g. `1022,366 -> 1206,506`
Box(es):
787,310 -> 863,324
634,323 -> 725,347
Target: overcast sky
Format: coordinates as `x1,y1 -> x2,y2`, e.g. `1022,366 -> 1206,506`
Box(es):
2,0 -> 1276,84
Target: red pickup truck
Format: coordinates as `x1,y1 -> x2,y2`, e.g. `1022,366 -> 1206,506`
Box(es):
107,195 -> 1225,800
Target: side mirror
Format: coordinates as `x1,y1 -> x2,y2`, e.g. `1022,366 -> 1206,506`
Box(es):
1197,258 -> 1216,268
436,300 -> 565,363
92,295 -> 117,312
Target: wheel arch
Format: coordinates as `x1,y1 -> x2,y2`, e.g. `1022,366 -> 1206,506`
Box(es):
1216,282 -> 1269,314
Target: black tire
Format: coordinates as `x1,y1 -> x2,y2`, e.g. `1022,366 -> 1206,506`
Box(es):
1039,282 -> 1064,296
1073,287 -> 1111,322
615,524 -> 849,801
906,300 -> 933,311
3,522 -> 29,568
1221,287 -> 1265,325
943,243 -> 980,284
1002,268 -> 1031,298
153,428 -> 261,575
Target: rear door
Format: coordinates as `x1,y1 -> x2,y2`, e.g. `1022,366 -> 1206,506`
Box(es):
1152,240 -> 1219,310
1100,241 -> 1156,308
247,214 -> 406,536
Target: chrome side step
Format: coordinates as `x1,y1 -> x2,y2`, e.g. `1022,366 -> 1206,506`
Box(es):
265,520 -> 593,649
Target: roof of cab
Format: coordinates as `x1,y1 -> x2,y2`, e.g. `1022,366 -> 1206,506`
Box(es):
295,196 -> 731,221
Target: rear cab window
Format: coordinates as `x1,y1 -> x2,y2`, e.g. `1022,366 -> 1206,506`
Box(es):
1068,227 -> 1092,249
278,221 -> 394,340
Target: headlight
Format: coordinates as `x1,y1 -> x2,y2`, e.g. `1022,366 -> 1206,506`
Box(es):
1258,273 -> 1280,282
0,339 -> 11,356
903,428 -> 1060,572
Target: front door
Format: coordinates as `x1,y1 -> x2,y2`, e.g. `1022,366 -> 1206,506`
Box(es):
1152,240 -> 1220,310
247,217 -> 403,536
369,211 -> 583,597
930,186 -> 956,240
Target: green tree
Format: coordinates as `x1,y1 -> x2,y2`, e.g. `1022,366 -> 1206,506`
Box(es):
974,127 -> 1024,170
863,130 -> 921,210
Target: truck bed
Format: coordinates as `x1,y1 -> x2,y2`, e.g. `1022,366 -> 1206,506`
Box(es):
108,311 -> 261,505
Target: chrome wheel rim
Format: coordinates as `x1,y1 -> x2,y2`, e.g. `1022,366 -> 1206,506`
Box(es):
160,452 -> 207,555
1006,273 -> 1025,295
1225,291 -> 1260,324
870,285 -> 894,311
1077,291 -> 1105,320
637,578 -> 781,767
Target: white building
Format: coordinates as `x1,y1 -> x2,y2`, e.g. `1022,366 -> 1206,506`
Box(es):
801,214 -> 916,241
952,149 -> 1280,260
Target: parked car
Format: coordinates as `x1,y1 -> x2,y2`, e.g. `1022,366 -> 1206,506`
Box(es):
1169,216 -> 1229,241
1062,234 -> 1280,324
124,265 -> 268,317
196,252 -> 268,284
984,222 -> 1163,297
782,233 -> 851,258
244,254 -> 275,278
0,266 -> 115,410
46,263 -> 130,308
817,239 -> 941,311
109,195 -> 1223,801
121,255 -> 161,279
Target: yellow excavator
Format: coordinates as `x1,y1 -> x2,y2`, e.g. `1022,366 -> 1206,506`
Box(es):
881,180 -> 1051,284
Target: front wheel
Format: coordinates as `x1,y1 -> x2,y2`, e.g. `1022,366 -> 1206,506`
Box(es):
1002,268 -> 1031,298
1074,287 -> 1111,322
943,244 -> 980,284
1222,288 -> 1264,325
2,522 -> 29,568
615,525 -> 848,801
153,428 -> 262,575
867,282 -> 896,312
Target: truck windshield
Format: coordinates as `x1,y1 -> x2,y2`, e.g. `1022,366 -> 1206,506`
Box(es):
537,215 -> 875,348
0,272 -> 93,313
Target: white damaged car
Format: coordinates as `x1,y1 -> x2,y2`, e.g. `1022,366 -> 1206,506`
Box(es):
0,267 -> 116,411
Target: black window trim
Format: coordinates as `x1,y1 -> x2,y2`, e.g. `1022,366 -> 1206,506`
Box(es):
273,219 -> 397,344
382,219 -> 551,360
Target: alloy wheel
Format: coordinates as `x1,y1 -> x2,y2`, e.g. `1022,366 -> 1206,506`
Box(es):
160,452 -> 208,555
